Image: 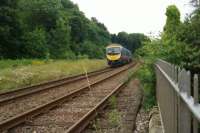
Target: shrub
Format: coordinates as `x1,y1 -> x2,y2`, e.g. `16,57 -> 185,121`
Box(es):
134,60 -> 156,110
21,28 -> 49,58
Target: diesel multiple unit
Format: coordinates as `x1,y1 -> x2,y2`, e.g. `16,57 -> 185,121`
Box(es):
106,44 -> 132,67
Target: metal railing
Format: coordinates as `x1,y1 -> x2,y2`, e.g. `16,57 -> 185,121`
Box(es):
155,59 -> 200,133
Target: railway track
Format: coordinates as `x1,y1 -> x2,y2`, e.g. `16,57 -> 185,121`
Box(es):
84,79 -> 143,133
0,68 -> 123,121
0,63 -> 136,132
0,67 -> 111,105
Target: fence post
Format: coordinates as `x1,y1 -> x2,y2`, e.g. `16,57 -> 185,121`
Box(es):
175,66 -> 178,83
178,70 -> 192,133
178,69 -> 182,133
193,75 -> 199,133
173,66 -> 178,133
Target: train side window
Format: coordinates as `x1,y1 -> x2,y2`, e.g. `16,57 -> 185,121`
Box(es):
126,50 -> 128,56
122,48 -> 125,55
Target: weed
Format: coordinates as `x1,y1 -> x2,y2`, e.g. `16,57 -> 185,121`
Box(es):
108,109 -> 122,127
91,118 -> 103,133
109,96 -> 117,109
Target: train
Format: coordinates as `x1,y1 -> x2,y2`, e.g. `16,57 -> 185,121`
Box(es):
106,44 -> 132,67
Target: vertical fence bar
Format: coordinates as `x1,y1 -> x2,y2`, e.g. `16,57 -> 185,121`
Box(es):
186,71 -> 192,132
173,65 -> 178,133
174,88 -> 178,133
174,65 -> 177,82
178,70 -> 192,133
186,71 -> 191,97
172,65 -> 175,81
193,75 -> 199,133
169,64 -> 173,133
178,70 -> 183,133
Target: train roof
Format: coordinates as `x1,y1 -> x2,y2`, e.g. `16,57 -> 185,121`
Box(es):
106,44 -> 123,48
106,44 -> 132,53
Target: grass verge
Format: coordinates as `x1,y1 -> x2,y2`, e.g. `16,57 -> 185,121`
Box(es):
0,59 -> 106,92
133,58 -> 156,110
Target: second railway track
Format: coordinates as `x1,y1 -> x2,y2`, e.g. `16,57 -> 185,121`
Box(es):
0,63 -> 136,132
0,67 -> 111,104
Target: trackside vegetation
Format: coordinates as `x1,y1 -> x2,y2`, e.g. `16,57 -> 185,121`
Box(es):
135,4 -> 200,110
0,59 -> 106,92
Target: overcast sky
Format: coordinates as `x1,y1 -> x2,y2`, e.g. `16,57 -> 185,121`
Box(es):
71,0 -> 193,36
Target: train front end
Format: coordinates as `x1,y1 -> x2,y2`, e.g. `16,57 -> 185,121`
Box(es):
106,44 -> 122,67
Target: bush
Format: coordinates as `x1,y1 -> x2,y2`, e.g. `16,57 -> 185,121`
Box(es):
22,28 -> 49,58
134,40 -> 165,110
80,41 -> 105,59
134,59 -> 156,110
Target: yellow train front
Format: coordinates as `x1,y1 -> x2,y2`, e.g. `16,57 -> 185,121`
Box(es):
106,44 -> 132,67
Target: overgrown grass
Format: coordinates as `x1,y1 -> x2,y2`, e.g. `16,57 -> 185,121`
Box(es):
0,59 -> 33,69
133,58 -> 156,110
0,59 -> 106,92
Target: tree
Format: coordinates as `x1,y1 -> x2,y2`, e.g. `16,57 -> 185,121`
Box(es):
111,34 -> 118,43
178,9 -> 200,46
111,32 -> 149,53
0,0 -> 22,58
190,0 -> 200,7
0,0 -> 111,59
21,28 -> 48,58
48,17 -> 71,58
18,0 -> 63,31
160,5 -> 200,73
162,5 -> 181,41
69,16 -> 87,44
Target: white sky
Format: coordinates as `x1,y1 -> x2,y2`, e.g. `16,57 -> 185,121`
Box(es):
71,0 -> 193,36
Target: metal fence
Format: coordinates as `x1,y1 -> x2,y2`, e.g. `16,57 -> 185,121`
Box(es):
155,59 -> 200,133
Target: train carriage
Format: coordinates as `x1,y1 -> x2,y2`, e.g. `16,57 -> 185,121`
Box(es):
106,44 -> 132,67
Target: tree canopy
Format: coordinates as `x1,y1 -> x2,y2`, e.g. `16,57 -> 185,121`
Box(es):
0,0 -> 111,59
111,32 -> 150,53
162,5 -> 181,41
136,4 -> 200,74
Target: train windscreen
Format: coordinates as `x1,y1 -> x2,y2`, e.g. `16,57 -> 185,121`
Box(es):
106,47 -> 121,55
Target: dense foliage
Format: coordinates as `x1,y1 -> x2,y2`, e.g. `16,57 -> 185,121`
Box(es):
0,0 -> 111,59
135,4 -> 200,109
163,5 -> 200,74
137,4 -> 200,74
162,5 -> 181,41
111,32 -> 150,53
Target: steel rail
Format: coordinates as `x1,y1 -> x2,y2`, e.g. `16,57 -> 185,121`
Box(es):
66,82 -> 126,133
0,67 -> 111,105
0,63 -> 135,132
